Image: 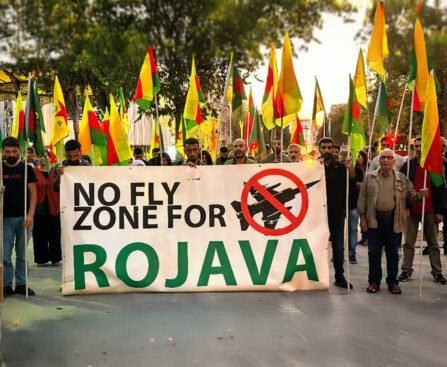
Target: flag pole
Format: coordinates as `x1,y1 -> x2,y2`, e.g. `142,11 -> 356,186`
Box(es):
345,138 -> 351,294
228,102 -> 232,144
407,87 -> 416,178
366,81 -> 382,172
24,75 -> 32,298
154,93 -> 163,166
418,169 -> 427,299
393,84 -> 408,151
0,148 -> 4,302
280,116 -> 284,163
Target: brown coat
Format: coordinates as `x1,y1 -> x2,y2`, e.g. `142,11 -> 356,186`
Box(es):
357,169 -> 422,233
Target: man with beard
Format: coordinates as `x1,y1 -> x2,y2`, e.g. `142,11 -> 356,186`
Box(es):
53,140 -> 91,191
183,137 -> 205,167
398,137 -> 446,284
215,147 -> 229,165
225,139 -> 258,165
261,138 -> 290,163
2,137 -> 37,297
319,137 -> 354,289
287,144 -> 302,162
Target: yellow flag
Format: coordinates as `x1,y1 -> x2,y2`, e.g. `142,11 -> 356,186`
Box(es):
366,1 -> 389,77
276,32 -> 303,118
11,91 -> 24,138
51,76 -> 69,147
414,17 -> 429,109
354,49 -> 367,109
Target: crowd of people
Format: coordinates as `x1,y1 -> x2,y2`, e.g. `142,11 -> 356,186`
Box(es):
2,133 -> 447,297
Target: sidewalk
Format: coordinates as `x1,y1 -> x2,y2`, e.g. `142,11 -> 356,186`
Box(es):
2,243 -> 447,367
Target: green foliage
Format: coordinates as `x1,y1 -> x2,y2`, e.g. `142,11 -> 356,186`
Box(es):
0,0 -> 355,129
358,0 -> 447,140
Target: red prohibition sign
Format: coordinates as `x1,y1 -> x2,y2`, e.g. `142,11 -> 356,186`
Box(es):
240,168 -> 309,236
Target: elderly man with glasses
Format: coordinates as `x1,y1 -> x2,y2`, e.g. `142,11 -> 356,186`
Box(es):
398,137 -> 447,285
358,148 -> 429,295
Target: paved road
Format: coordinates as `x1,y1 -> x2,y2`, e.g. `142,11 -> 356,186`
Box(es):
2,244 -> 447,367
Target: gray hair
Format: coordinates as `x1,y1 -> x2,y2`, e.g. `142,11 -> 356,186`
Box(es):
379,148 -> 395,159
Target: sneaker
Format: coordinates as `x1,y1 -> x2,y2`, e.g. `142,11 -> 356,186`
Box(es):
422,247 -> 429,255
334,277 -> 353,289
398,271 -> 412,282
433,274 -> 447,285
14,285 -> 36,296
3,286 -> 14,297
349,256 -> 357,264
51,261 -> 60,266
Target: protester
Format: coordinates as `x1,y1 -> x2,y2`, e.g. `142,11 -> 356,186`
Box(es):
2,137 -> 37,297
287,144 -> 302,162
368,136 -> 405,171
356,150 -> 368,246
161,152 -> 173,166
26,147 -> 38,167
147,148 -> 161,166
225,139 -> 258,165
201,150 -> 214,165
183,138 -> 204,167
215,147 -> 229,165
318,137 -> 353,289
32,155 -> 61,266
347,157 -> 364,264
332,144 -> 340,161
261,138 -> 290,163
398,137 -> 446,284
358,148 -> 429,294
53,140 -> 91,191
133,147 -> 150,166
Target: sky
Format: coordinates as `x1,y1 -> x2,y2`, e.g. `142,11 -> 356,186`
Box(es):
247,0 -> 368,119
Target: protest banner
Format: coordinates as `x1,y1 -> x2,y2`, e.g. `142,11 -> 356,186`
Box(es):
61,163 -> 329,294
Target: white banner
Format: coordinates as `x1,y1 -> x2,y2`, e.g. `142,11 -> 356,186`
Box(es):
61,163 -> 329,295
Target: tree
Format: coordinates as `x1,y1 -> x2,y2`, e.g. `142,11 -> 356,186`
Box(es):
0,0 -> 355,133
358,0 -> 447,140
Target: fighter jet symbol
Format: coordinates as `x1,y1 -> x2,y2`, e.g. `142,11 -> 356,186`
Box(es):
231,180 -> 319,231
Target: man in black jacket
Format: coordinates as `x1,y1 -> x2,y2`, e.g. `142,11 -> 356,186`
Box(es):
398,137 -> 447,284
319,137 -> 354,289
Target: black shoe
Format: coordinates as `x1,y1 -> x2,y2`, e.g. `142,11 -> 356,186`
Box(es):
422,247 -> 429,255
433,274 -> 447,285
334,277 -> 353,289
14,285 -> 35,296
3,286 -> 14,297
398,271 -> 412,282
349,256 -> 357,264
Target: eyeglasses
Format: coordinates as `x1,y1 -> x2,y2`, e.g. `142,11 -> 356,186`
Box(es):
380,156 -> 394,161
414,145 -> 421,148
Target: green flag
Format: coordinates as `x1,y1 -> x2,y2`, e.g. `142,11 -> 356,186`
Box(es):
248,110 -> 267,161
375,80 -> 392,136
342,76 -> 366,166
25,81 -> 47,160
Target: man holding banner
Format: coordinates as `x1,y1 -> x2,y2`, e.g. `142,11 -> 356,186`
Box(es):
225,139 -> 258,165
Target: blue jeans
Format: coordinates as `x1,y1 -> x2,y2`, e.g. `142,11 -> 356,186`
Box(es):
367,214 -> 401,286
348,209 -> 359,257
3,217 -> 28,287
328,210 -> 345,280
